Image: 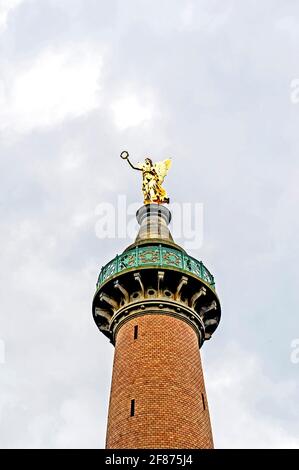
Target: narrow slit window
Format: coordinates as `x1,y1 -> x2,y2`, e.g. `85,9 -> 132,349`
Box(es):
130,399 -> 135,417
134,325 -> 138,340
202,393 -> 206,411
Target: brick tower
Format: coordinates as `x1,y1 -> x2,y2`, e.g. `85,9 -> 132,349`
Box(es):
92,200 -> 221,449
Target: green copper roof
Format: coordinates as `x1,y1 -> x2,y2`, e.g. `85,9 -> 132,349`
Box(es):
96,244 -> 215,291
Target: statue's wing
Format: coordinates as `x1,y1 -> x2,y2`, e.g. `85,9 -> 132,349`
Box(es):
154,159 -> 172,184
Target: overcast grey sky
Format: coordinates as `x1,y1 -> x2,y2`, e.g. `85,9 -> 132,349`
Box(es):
0,0 -> 299,449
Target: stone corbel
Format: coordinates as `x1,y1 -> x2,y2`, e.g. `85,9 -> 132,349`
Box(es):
99,293 -> 119,311
134,272 -> 145,297
204,318 -> 218,328
99,323 -> 110,332
114,280 -> 129,303
157,271 -> 165,297
199,300 -> 217,319
175,276 -> 188,301
95,308 -> 112,323
190,286 -> 207,309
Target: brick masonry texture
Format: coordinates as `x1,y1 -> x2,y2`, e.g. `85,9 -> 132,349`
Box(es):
106,313 -> 214,449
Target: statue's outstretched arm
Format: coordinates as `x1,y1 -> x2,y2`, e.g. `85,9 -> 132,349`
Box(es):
127,158 -> 142,171
120,151 -> 142,171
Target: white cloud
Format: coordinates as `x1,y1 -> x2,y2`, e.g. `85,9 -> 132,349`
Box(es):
205,343 -> 299,449
111,93 -> 154,130
54,391 -> 107,449
179,1 -> 231,32
60,147 -> 86,172
0,0 -> 24,32
0,45 -> 103,133
275,16 -> 299,40
1,0 -> 299,450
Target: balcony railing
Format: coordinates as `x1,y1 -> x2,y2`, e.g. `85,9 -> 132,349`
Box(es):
97,244 -> 215,291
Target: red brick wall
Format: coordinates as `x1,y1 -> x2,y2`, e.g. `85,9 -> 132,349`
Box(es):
106,314 -> 214,449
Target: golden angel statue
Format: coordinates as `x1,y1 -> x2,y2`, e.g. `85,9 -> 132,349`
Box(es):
120,151 -> 172,204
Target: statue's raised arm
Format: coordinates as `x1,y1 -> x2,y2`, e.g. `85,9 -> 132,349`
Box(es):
120,151 -> 172,205
120,151 -> 142,171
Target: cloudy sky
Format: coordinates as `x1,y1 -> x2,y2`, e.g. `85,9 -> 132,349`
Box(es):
0,0 -> 299,449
